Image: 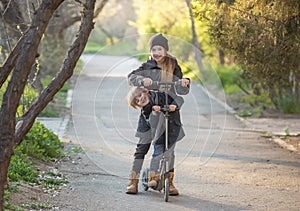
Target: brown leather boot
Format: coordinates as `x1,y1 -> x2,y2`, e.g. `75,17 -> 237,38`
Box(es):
148,171 -> 157,187
169,172 -> 179,196
125,171 -> 139,194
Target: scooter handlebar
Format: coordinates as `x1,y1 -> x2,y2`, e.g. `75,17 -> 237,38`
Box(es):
152,80 -> 181,86
156,105 -> 180,112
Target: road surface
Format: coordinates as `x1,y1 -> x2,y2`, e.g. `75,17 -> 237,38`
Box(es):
52,54 -> 300,211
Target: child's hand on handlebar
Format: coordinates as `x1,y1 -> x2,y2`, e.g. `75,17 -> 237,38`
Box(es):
181,78 -> 190,87
143,78 -> 153,86
169,105 -> 177,112
152,105 -> 161,112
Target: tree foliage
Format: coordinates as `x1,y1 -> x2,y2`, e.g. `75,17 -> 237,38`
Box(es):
132,0 -> 217,80
192,0 -> 300,108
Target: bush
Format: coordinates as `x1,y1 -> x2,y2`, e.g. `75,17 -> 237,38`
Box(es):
8,120 -> 65,184
214,65 -> 244,94
18,121 -> 64,161
8,150 -> 39,183
278,94 -> 300,114
17,86 -> 39,116
7,121 -> 67,209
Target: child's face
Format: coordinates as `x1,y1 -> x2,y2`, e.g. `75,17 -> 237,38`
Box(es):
150,45 -> 166,63
135,89 -> 149,107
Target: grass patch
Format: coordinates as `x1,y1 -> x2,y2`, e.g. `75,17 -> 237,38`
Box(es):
278,94 -> 300,114
5,121 -> 68,210
84,41 -> 104,54
38,76 -> 71,117
20,203 -> 52,210
84,39 -> 139,56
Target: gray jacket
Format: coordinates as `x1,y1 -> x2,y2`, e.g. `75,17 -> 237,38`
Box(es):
128,57 -> 190,95
128,58 -> 189,141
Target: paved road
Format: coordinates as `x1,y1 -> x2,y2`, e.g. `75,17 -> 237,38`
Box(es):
53,54 -> 300,211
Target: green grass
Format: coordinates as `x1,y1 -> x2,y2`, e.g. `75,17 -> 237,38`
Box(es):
6,120 -> 67,210
38,76 -> 71,117
84,40 -> 140,56
84,41 -> 104,54
278,94 -> 300,114
214,65 -> 244,94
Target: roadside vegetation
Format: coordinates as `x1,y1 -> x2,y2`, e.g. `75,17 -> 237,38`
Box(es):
1,82 -> 69,210
85,0 -> 300,117
4,121 -> 67,210
0,60 -> 80,210
0,0 -> 299,210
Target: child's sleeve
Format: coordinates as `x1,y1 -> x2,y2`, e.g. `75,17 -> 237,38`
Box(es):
127,64 -> 146,87
173,60 -> 190,95
175,79 -> 190,95
164,92 -> 184,109
171,96 -> 184,109
142,103 -> 152,118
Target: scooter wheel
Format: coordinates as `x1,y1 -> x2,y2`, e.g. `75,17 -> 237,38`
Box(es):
142,168 -> 149,191
164,178 -> 169,202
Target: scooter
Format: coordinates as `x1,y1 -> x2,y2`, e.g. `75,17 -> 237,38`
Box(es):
141,80 -> 180,202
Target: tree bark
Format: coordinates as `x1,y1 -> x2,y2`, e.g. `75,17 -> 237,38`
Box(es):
0,1 -> 64,210
0,0 -> 107,209
0,158 -> 10,211
0,35 -> 24,88
217,49 -> 225,65
185,0 -> 206,78
15,0 -> 100,146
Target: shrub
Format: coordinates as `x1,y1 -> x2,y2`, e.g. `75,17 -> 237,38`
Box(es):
278,94 -> 300,114
18,121 -> 64,161
214,65 -> 244,94
8,150 -> 39,183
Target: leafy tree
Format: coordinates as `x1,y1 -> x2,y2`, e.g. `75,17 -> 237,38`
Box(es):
192,0 -> 300,110
132,0 -> 217,80
0,0 -> 108,210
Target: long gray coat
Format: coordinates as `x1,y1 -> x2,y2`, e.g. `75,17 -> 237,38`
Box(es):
145,91 -> 185,146
128,57 -> 189,142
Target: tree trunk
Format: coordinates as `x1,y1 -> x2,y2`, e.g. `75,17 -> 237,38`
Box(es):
217,49 -> 225,65
15,0 -> 100,146
0,157 -> 11,211
0,0 -> 106,209
0,36 -> 24,88
0,1 -> 64,209
185,0 -> 206,78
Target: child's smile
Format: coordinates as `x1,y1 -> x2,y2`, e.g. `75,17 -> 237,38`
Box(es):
150,45 -> 166,63
135,91 -> 149,107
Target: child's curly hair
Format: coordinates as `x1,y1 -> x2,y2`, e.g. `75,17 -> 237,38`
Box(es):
127,87 -> 145,109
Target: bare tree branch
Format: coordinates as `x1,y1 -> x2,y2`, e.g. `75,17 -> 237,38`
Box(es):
57,0 -> 109,33
185,0 -> 205,77
0,35 -> 24,88
0,1 -> 65,208
15,0 -> 100,145
1,0 -> 64,151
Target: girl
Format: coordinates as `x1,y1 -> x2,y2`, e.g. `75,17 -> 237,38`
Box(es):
126,33 -> 190,195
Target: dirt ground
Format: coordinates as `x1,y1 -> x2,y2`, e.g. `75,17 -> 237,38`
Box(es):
7,159 -> 63,210
244,116 -> 300,153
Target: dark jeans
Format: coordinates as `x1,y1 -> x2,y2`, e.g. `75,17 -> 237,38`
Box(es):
150,143 -> 175,173
130,138 -> 151,174
130,138 -> 174,174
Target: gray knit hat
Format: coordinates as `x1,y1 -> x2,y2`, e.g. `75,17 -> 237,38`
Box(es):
148,33 -> 169,51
